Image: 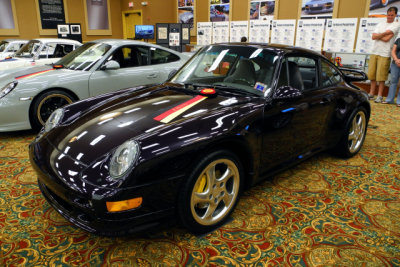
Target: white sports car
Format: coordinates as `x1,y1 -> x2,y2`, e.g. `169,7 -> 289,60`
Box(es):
0,39 -> 28,60
0,39 -> 190,131
0,38 -> 81,72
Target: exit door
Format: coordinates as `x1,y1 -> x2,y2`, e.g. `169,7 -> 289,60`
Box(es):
123,10 -> 142,39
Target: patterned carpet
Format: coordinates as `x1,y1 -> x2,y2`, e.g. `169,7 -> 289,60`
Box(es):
0,102 -> 399,266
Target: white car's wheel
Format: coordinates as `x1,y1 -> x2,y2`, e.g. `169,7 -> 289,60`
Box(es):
31,90 -> 75,131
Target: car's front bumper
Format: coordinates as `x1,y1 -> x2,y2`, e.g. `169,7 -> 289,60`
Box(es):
0,96 -> 31,131
29,138 -> 181,236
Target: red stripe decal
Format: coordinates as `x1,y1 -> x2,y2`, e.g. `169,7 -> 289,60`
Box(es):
15,69 -> 53,80
154,95 -> 206,121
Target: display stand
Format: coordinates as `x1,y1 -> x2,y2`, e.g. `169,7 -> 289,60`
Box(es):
57,23 -> 82,43
156,23 -> 191,52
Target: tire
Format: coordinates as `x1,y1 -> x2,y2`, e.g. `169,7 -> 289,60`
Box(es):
381,0 -> 389,7
31,90 -> 75,131
178,150 -> 243,234
335,107 -> 368,158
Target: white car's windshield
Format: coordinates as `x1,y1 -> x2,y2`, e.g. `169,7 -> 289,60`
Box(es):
0,41 -> 9,52
171,45 -> 279,97
14,40 -> 41,58
56,42 -> 111,71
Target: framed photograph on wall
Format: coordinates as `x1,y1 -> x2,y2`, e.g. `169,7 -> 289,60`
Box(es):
70,24 -> 81,34
210,0 -> 230,22
84,0 -> 112,35
177,0 -> 196,36
57,24 -> 70,35
0,0 -> 19,36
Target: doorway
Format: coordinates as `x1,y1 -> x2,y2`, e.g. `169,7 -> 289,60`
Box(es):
122,10 -> 143,39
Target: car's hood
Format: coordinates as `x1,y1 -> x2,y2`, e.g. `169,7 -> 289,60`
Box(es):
46,85 -> 258,166
0,56 -> 30,70
0,65 -> 85,87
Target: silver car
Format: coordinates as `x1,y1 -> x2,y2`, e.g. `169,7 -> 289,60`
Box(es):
0,39 -> 190,132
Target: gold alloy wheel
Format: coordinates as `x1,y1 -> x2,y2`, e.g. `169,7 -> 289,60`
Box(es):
190,158 -> 240,226
37,94 -> 73,125
348,110 -> 366,153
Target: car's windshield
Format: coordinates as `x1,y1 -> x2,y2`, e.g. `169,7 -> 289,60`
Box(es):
0,41 -> 9,52
56,42 -> 111,71
170,45 -> 279,97
14,40 -> 41,58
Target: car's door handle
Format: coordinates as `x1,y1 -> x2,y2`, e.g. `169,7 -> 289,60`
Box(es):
320,96 -> 332,104
147,73 -> 158,78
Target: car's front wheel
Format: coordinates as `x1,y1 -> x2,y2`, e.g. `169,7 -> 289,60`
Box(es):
178,150 -> 243,234
31,90 -> 75,131
335,106 -> 368,158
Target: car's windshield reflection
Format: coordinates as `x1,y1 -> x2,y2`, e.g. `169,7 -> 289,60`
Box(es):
171,45 -> 279,97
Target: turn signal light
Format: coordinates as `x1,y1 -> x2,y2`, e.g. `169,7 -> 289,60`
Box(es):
106,197 -> 143,212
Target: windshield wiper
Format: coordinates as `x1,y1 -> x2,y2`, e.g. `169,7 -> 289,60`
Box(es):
212,84 -> 261,97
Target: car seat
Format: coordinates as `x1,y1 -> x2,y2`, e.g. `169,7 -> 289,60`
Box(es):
224,59 -> 256,86
278,61 -> 304,91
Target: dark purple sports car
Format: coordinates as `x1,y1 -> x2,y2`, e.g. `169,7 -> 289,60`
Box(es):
30,43 -> 370,236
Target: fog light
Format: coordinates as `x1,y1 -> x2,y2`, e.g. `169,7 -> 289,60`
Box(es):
106,197 -> 142,212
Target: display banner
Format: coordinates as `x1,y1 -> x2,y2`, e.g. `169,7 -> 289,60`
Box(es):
300,0 -> 334,19
38,0 -> 66,29
197,22 -> 213,45
355,17 -> 385,53
178,0 -> 194,28
323,18 -> 358,53
295,19 -> 325,51
369,1 -> 400,17
212,21 -> 230,43
250,0 -> 275,20
249,20 -> 270,43
210,0 -> 230,22
229,21 -> 248,42
271,19 -> 296,45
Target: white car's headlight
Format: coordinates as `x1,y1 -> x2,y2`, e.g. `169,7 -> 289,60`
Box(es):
44,108 -> 64,133
0,81 -> 18,99
109,140 -> 140,179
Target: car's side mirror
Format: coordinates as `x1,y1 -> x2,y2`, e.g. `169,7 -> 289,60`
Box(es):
273,85 -> 303,101
168,69 -> 178,80
339,67 -> 368,83
100,60 -> 120,70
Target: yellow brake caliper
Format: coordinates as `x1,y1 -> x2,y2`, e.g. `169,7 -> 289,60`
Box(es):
196,174 -> 207,193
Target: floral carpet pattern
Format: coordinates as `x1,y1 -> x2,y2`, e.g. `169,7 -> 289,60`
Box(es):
0,102 -> 400,266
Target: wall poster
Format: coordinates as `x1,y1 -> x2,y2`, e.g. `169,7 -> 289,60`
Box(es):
250,0 -> 275,21
300,0 -> 335,19
249,20 -> 270,43
178,0 -> 194,28
212,21 -> 229,43
355,17 -> 386,53
295,19 -> 325,51
210,0 -> 230,22
37,0 -> 66,29
197,22 -> 213,45
0,0 -> 15,29
369,1 -> 400,17
323,18 -> 358,53
271,19 -> 296,46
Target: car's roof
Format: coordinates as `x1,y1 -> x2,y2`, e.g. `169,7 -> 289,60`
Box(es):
31,38 -> 81,45
86,39 -> 183,54
217,42 -> 323,57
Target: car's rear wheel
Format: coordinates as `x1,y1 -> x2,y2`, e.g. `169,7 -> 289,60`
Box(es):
335,107 -> 368,158
31,90 -> 75,131
178,150 -> 242,234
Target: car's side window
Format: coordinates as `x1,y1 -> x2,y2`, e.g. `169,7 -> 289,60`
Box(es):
150,48 -> 180,64
8,43 -> 22,52
288,56 -> 318,91
321,60 -> 342,87
110,46 -> 150,68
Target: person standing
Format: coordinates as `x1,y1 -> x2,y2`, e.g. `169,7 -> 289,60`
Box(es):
368,6 -> 400,103
383,38 -> 400,106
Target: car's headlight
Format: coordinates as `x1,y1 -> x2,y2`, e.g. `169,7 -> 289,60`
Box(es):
109,140 -> 140,179
0,81 -> 18,99
44,108 -> 64,133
